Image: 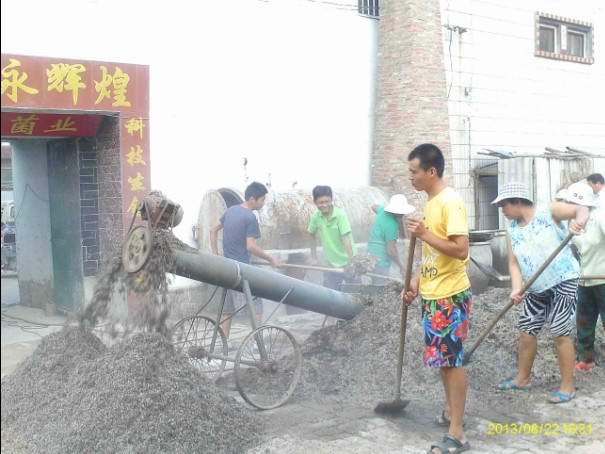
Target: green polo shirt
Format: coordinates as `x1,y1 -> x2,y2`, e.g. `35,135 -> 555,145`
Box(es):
367,205 -> 400,268
308,207 -> 356,268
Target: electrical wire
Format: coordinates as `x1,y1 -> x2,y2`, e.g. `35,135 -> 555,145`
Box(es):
462,0 -> 598,16
255,0 -> 358,12
447,128 -> 605,139
446,26 -> 454,99
11,183 -> 49,224
1,306 -> 66,327
445,7 -> 534,27
446,112 -> 604,126
1,306 -> 62,338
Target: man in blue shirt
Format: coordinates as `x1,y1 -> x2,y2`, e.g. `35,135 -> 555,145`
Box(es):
210,182 -> 280,334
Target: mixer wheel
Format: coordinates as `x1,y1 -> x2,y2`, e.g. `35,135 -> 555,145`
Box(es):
122,225 -> 153,273
234,325 -> 302,410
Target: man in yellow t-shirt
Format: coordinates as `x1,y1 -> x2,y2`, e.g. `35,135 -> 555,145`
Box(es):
401,144 -> 472,454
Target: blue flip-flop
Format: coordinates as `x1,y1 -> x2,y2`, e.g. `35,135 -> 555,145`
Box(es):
548,389 -> 576,404
497,378 -> 531,391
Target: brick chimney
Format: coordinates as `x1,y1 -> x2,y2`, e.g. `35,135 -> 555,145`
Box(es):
371,0 -> 452,206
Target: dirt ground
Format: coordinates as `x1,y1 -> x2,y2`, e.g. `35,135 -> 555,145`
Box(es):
2,286 -> 603,453
244,289 -> 605,454
247,380 -> 604,454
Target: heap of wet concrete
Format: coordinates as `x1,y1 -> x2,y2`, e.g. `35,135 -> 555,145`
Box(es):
1,327 -> 263,454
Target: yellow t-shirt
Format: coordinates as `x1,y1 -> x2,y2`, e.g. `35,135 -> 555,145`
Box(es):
420,187 -> 471,299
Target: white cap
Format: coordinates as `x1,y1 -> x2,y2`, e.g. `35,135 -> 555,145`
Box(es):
565,182 -> 597,207
384,194 -> 415,215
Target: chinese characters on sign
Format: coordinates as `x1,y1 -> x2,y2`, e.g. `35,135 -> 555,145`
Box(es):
127,145 -> 147,166
47,63 -> 86,105
1,58 -> 39,103
44,116 -> 77,133
1,54 -> 145,111
94,66 -> 131,107
1,113 -> 102,137
10,114 -> 39,135
2,53 -> 150,226
123,116 -> 149,217
124,117 -> 145,138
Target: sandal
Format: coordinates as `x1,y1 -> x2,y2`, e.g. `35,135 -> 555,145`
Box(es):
575,361 -> 595,372
497,378 -> 530,391
428,434 -> 471,454
548,389 -> 576,404
435,411 -> 466,428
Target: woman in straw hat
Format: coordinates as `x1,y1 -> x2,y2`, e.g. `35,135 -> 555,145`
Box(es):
492,181 -> 588,403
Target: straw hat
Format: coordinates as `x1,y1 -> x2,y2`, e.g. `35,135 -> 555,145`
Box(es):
491,182 -> 533,205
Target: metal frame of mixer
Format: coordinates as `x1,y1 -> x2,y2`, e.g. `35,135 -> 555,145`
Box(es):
171,280 -> 303,410
122,197 -> 303,410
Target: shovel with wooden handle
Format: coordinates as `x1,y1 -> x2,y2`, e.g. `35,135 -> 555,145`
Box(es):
251,262 -> 404,283
463,232 -> 574,365
374,235 -> 417,415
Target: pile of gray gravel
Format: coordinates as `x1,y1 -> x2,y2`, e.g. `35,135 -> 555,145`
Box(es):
293,286 -> 605,415
1,327 -> 262,454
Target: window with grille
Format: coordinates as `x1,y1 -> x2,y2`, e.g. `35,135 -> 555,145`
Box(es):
358,0 -> 379,18
535,12 -> 593,64
1,167 -> 12,191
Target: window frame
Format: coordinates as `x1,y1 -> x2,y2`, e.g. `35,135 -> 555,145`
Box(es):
538,23 -> 558,54
358,0 -> 379,19
534,12 -> 594,64
567,29 -> 586,58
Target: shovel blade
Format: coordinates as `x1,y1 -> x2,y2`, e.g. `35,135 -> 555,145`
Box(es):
374,398 -> 410,415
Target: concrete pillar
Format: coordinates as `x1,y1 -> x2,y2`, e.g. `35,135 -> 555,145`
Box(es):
96,116 -> 123,265
47,139 -> 85,312
371,0 -> 452,205
12,140 -> 54,312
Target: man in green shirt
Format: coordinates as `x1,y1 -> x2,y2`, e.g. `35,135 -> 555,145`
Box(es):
308,185 -> 355,290
368,194 -> 415,284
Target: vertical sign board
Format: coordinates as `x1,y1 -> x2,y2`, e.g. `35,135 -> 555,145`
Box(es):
1,53 -> 150,229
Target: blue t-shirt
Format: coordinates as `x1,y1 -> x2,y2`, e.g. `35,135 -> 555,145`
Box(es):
220,205 -> 260,264
508,206 -> 579,293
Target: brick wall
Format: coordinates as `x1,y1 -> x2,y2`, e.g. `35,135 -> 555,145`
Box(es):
96,116 -> 124,265
371,0 -> 452,205
78,137 -> 100,276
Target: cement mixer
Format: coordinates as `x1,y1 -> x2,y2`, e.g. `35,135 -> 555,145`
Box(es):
122,193 -> 366,410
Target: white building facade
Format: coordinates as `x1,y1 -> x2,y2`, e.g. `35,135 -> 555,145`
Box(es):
2,0 -> 603,240
1,0 -> 378,242
440,0 -> 605,228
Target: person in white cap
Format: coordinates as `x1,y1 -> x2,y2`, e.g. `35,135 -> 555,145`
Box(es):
553,187 -> 581,260
492,182 -> 588,404
586,173 -> 604,209
368,194 -> 415,284
563,182 -> 605,372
